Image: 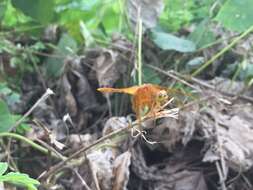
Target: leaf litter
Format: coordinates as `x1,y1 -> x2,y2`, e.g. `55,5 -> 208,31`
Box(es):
7,34 -> 253,190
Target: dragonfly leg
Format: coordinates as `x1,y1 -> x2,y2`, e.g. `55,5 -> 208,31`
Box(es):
127,115 -> 142,137
131,126 -> 158,144
141,133 -> 157,145
127,113 -> 157,144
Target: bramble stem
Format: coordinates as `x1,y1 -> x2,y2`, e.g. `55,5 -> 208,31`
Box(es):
192,25 -> 253,77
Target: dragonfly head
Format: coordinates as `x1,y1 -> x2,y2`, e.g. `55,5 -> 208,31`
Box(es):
156,90 -> 168,104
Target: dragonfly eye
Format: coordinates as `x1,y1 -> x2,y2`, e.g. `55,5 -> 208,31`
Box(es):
157,90 -> 168,101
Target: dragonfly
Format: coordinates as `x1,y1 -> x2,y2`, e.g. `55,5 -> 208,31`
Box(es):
97,83 -> 190,144
97,83 -> 178,124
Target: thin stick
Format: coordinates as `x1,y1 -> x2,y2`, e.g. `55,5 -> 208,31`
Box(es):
35,139 -> 67,161
137,7 -> 143,85
10,88 -> 54,131
73,168 -> 92,190
192,25 -> 253,76
39,126 -> 129,180
172,70 -> 253,103
146,64 -> 201,92
214,118 -> 227,190
215,161 -> 227,190
39,105 -> 178,179
150,65 -> 253,103
87,159 -> 101,190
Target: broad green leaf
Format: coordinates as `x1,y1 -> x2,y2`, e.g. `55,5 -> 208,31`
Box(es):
45,33 -> 78,77
0,163 -> 8,176
188,20 -> 216,48
150,29 -> 196,52
0,100 -> 16,132
142,66 -> 161,84
215,0 -> 253,32
101,4 -> 120,34
11,0 -> 54,24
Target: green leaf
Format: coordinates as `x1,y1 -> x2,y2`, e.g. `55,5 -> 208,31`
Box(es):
0,100 -> 16,132
101,3 -> 120,34
215,0 -> 253,32
185,57 -> 205,72
45,33 -> 78,77
188,20 -> 216,48
16,123 -> 31,135
142,66 -> 161,84
55,0 -> 100,12
0,162 -> 8,176
0,172 -> 39,190
0,83 -> 12,96
0,1 -> 7,21
11,0 -> 54,24
80,21 -> 95,47
150,29 -> 196,52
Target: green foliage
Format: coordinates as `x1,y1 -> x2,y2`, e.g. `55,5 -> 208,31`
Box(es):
150,29 -> 196,52
0,100 -> 17,132
0,84 -> 29,133
0,162 -> 40,190
223,60 -> 253,85
0,39 -> 46,84
0,83 -> 20,106
1,1 -> 33,27
45,33 -> 78,77
0,0 -> 7,20
11,0 -> 54,24
188,20 -> 216,49
215,0 -> 253,32
55,0 -> 123,42
160,0 -> 217,32
185,57 -> 205,73
0,163 -> 8,176
142,66 -> 161,84
160,0 -> 195,31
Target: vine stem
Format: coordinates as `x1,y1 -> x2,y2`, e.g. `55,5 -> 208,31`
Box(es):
137,7 -> 143,86
0,132 -> 47,153
0,132 -> 63,160
192,24 -> 253,77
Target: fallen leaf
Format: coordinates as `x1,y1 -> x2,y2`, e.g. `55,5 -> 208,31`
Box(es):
113,151 -> 131,190
126,0 -> 164,31
94,49 -> 128,87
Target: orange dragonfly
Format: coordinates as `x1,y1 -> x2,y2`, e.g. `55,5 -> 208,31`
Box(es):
97,84 -> 173,124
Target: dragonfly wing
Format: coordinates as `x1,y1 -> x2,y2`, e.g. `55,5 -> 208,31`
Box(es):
97,86 -> 139,95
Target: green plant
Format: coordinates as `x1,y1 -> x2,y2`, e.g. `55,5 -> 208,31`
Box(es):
0,162 -> 40,190
0,99 -> 19,133
0,39 -> 46,85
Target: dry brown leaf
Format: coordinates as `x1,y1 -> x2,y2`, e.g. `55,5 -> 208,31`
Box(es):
126,0 -> 164,31
103,117 -> 129,136
113,151 -> 131,190
131,144 -> 207,190
61,74 -> 78,116
94,49 -> 128,87
87,149 -> 115,190
166,171 -> 207,190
